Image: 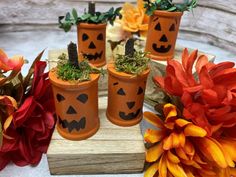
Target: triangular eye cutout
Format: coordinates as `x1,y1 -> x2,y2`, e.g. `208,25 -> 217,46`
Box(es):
82,33 -> 89,41
56,94 -> 65,102
97,33 -> 103,40
137,87 -> 143,95
77,94 -> 88,104
155,23 -> 161,31
169,24 -> 175,31
117,88 -> 126,95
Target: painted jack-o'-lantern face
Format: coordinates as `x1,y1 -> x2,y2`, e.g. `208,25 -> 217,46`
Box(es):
81,32 -> 104,61
56,93 -> 88,133
49,70 -> 100,140
152,17 -> 177,54
145,11 -> 183,60
106,64 -> 150,126
115,84 -> 144,120
77,23 -> 106,67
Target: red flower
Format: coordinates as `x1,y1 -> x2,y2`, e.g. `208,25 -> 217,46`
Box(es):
0,61 -> 55,170
154,48 -> 236,135
0,49 -> 24,72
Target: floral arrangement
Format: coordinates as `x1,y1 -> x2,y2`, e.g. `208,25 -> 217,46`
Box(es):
107,0 -> 149,44
0,49 -> 55,170
144,48 -> 236,177
119,0 -> 149,37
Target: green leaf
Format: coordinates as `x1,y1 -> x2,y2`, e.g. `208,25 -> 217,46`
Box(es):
80,13 -> 91,20
108,7 -> 114,14
90,16 -> 98,23
72,8 -> 78,20
167,6 -> 177,11
65,12 -> 71,20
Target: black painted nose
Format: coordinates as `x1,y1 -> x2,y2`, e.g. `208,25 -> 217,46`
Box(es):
66,106 -> 77,114
160,35 -> 168,42
127,102 -> 135,109
88,42 -> 96,49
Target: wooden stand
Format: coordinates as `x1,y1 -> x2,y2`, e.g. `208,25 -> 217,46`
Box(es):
47,45 -> 215,175
47,97 -> 145,175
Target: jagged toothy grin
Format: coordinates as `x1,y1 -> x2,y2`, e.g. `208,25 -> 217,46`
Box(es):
83,51 -> 103,61
119,109 -> 141,120
152,44 -> 171,53
58,116 -> 86,133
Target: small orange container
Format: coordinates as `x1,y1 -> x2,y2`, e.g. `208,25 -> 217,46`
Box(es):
77,23 -> 107,67
49,70 -> 100,140
106,63 -> 150,127
145,10 -> 183,61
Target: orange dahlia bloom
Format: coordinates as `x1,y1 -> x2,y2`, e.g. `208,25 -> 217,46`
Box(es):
119,0 -> 149,36
154,49 -> 236,136
144,104 -> 236,177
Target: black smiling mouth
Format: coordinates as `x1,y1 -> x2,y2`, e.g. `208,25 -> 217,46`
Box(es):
83,51 -> 103,61
152,44 -> 171,53
119,109 -> 141,120
58,116 -> 86,133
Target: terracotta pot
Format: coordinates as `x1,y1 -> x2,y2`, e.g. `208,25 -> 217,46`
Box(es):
106,63 -> 150,126
77,23 -> 107,67
49,69 -> 100,140
145,10 -> 183,61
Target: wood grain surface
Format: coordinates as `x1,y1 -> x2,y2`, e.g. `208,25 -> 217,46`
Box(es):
47,97 -> 145,175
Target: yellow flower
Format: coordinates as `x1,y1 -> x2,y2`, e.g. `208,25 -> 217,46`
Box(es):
119,0 -> 149,37
144,103 -> 236,177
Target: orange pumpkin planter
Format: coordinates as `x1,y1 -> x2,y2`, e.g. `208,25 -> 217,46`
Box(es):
77,23 -> 107,67
49,70 -> 100,141
106,63 -> 150,126
145,10 -> 183,61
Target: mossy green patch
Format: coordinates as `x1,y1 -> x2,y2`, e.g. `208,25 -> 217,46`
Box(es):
115,51 -> 150,75
56,53 -> 103,82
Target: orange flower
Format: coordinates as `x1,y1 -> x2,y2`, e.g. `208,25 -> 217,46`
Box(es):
0,49 -> 24,72
154,48 -> 236,135
119,0 -> 149,36
144,104 -> 236,177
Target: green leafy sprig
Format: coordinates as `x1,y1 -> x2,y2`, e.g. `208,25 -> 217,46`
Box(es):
56,42 -> 104,82
59,7 -> 122,32
115,39 -> 150,75
144,0 -> 197,16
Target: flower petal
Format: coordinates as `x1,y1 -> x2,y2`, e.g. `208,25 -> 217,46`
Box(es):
143,112 -> 164,128
197,137 -> 227,168
195,54 -> 209,74
144,129 -> 164,144
184,124 -> 207,137
183,139 -> 195,157
159,154 -> 167,177
163,134 -> 173,150
167,150 -> 180,164
166,158 -> 188,177
3,115 -> 13,131
144,162 -> 159,177
175,119 -> 191,127
175,147 -> 189,160
163,103 -> 177,121
146,143 -> 164,163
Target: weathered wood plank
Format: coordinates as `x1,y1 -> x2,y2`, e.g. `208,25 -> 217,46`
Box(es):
47,97 -> 145,175
0,0 -> 235,53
